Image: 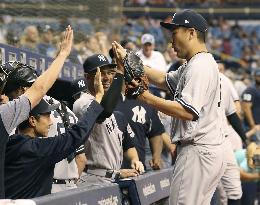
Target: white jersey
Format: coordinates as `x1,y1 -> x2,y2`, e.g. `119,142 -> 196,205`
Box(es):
44,96 -> 79,180
166,53 -> 225,145
137,50 -> 167,72
219,73 -> 243,150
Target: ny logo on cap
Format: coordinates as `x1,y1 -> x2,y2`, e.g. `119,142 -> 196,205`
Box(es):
98,55 -> 106,62
78,80 -> 85,88
185,20 -> 189,24
172,13 -> 176,21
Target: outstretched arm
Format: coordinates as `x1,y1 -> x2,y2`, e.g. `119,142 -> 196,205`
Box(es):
24,25 -> 73,108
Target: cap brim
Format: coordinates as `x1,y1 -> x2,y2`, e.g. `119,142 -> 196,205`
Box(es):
160,22 -> 179,31
85,63 -> 117,73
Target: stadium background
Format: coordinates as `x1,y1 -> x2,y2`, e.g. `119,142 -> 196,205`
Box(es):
1,0 -> 260,205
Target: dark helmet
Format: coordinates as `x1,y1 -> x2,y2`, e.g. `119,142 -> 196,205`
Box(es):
0,61 -> 21,94
2,61 -> 38,94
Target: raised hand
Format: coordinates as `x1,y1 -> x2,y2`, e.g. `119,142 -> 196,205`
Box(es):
112,41 -> 127,61
94,68 -> 104,103
112,42 -> 124,74
58,25 -> 74,58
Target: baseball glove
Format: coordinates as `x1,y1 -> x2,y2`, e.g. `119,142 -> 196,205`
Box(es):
123,51 -> 149,98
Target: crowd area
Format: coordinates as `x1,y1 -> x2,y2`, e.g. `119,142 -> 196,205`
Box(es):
0,8 -> 259,205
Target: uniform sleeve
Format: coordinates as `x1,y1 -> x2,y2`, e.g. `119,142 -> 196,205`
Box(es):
147,108 -> 165,138
242,87 -> 254,102
23,101 -> 103,164
230,83 -> 240,102
165,70 -> 179,95
122,123 -> 135,152
175,62 -> 214,120
225,92 -> 236,116
0,95 -> 31,134
73,93 -> 95,119
75,144 -> 85,155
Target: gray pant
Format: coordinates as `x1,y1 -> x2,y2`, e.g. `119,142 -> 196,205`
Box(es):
77,172 -> 113,187
219,138 -> 242,201
169,143 -> 226,205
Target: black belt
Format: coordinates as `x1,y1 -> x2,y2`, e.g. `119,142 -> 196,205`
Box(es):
53,179 -> 76,184
176,139 -> 194,146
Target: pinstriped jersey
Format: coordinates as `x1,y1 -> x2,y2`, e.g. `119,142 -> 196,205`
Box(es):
166,53 -> 225,145
73,93 -> 135,171
44,96 -> 80,179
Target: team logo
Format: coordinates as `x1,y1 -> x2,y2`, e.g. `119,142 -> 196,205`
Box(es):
132,106 -> 146,124
78,80 -> 85,88
185,19 -> 189,24
98,54 -> 106,62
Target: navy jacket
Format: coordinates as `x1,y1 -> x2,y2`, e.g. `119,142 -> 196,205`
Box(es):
5,101 -> 103,199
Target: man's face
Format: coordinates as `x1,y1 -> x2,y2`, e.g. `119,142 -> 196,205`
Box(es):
171,27 -> 190,59
86,67 -> 117,93
142,43 -> 154,58
31,113 -> 53,138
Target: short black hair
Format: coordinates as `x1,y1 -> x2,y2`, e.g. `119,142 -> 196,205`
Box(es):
18,115 -> 40,131
195,30 -> 206,43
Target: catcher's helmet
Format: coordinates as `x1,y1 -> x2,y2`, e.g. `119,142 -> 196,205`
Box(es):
2,61 -> 38,94
0,61 -> 22,94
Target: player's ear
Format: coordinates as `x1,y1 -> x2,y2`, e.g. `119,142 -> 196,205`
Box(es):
29,116 -> 37,127
188,28 -> 196,40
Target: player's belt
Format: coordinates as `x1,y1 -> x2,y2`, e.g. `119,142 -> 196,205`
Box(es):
53,178 -> 76,184
176,139 -> 194,146
87,169 -> 120,180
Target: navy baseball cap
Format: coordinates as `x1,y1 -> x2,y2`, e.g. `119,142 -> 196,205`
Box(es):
83,54 -> 116,73
30,99 -> 59,116
160,9 -> 208,33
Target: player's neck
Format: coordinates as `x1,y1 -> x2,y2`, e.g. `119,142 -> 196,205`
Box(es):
19,128 -> 37,138
187,44 -> 208,62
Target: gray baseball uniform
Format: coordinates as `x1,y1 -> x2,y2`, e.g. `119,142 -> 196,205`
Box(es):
166,53 -> 226,205
221,74 -> 243,151
73,93 -> 135,186
217,73 -> 242,202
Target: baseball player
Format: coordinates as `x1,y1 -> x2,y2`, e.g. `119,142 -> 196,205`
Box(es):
114,9 -> 226,205
109,48 -> 165,170
3,62 -> 86,193
0,25 -> 73,198
74,54 -> 144,186
213,72 -> 245,205
115,90 -> 165,170
5,69 -> 104,199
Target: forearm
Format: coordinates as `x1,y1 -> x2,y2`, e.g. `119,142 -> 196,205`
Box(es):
240,169 -> 260,181
52,101 -> 103,163
24,53 -> 67,108
75,154 -> 87,177
144,65 -> 167,90
242,103 -> 255,128
124,147 -> 139,163
161,132 -> 174,152
138,91 -> 194,120
234,101 -> 242,119
149,135 -> 163,159
97,73 -> 124,121
227,112 -> 247,143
